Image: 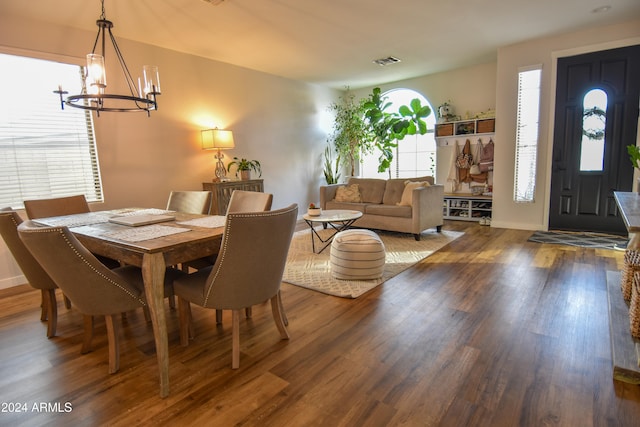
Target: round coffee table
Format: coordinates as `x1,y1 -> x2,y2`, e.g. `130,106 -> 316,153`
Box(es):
302,209 -> 363,254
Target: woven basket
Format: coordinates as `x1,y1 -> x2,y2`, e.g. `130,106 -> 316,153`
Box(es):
630,272 -> 640,338
621,250 -> 640,302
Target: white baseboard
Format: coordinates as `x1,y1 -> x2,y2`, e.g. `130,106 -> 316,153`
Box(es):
0,274 -> 27,290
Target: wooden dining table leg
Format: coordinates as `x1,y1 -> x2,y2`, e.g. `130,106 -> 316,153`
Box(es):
142,252 -> 170,398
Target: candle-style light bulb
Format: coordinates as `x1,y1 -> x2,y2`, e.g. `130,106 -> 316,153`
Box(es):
143,65 -> 161,95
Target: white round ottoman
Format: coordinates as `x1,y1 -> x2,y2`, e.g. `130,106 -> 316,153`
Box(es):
330,229 -> 386,280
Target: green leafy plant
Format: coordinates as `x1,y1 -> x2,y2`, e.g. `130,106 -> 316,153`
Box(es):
323,145 -> 341,184
327,87 -> 432,178
227,157 -> 262,177
327,88 -> 372,176
362,88 -> 432,177
628,145 -> 640,169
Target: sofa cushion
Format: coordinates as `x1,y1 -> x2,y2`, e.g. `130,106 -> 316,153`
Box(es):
382,176 -> 435,205
398,181 -> 431,206
382,179 -> 407,205
348,178 -> 386,204
411,176 -> 435,185
335,184 -> 362,203
364,203 -> 412,218
325,201 -> 366,213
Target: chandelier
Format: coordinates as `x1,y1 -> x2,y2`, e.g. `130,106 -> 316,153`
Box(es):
54,0 -> 160,116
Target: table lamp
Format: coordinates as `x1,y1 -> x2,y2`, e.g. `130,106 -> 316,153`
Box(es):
201,128 -> 235,181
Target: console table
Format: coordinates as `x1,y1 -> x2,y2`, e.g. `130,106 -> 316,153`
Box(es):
202,179 -> 264,215
610,191 -> 640,383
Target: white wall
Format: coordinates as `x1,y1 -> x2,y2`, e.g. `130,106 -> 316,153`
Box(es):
0,13 -> 337,289
492,18 -> 640,231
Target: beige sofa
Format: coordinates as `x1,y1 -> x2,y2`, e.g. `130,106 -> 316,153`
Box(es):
319,176 -> 444,240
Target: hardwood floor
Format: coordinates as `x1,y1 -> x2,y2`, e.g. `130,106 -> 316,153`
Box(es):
1,220 -> 640,426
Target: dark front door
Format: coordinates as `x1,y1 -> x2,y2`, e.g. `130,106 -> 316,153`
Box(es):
549,45 -> 640,234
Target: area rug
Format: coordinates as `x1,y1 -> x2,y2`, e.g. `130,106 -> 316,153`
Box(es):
282,228 -> 463,298
527,230 -> 627,250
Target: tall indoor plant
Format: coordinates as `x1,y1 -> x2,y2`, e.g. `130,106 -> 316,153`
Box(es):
327,89 -> 372,177
362,87 -> 432,177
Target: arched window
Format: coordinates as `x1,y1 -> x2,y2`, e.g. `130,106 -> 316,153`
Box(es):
360,89 -> 437,178
579,88 -> 607,172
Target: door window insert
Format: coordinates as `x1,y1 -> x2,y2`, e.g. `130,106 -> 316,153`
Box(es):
579,88 -> 607,172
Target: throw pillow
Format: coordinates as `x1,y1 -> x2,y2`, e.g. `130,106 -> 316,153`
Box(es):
335,184 -> 362,203
397,181 -> 430,206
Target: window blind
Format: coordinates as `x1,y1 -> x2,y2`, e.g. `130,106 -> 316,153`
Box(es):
514,66 -> 542,203
0,53 -> 103,210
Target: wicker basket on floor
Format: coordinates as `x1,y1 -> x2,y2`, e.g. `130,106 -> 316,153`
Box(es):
621,250 -> 640,302
630,272 -> 640,338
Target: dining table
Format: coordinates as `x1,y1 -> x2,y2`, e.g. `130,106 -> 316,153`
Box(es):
32,208 -> 226,398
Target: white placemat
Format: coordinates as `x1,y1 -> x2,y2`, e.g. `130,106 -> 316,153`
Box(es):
33,212 -> 112,227
177,215 -> 226,228
101,224 -> 191,242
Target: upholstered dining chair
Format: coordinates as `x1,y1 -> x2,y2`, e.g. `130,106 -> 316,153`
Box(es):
18,220 -> 185,374
166,190 -> 213,308
226,190 -> 273,214
23,194 -> 121,268
24,194 -> 91,220
0,209 -> 59,338
173,203 -> 298,369
179,191 -> 272,275
182,190 -> 275,322
166,190 -> 212,215
225,189 -> 275,319
23,194 -> 123,313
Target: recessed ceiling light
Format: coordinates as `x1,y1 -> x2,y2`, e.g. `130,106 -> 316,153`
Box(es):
373,56 -> 401,67
591,5 -> 612,13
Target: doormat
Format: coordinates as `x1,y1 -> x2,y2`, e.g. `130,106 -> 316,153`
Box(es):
527,230 -> 627,250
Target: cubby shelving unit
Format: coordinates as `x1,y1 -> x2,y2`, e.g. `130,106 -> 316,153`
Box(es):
443,194 -> 492,221
435,118 -> 495,147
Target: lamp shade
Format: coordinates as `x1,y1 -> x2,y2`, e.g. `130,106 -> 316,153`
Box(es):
201,129 -> 235,150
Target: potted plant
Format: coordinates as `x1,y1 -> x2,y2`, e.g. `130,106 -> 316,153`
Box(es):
362,87 -> 432,177
307,203 -> 322,216
322,145 -> 341,184
628,145 -> 640,193
327,88 -> 372,177
227,157 -> 261,180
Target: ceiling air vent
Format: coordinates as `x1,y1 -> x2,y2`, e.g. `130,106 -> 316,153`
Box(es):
372,56 -> 401,66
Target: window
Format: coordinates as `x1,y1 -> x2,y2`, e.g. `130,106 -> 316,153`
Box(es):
579,89 -> 607,171
0,53 -> 103,210
360,89 -> 436,179
514,66 -> 542,203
